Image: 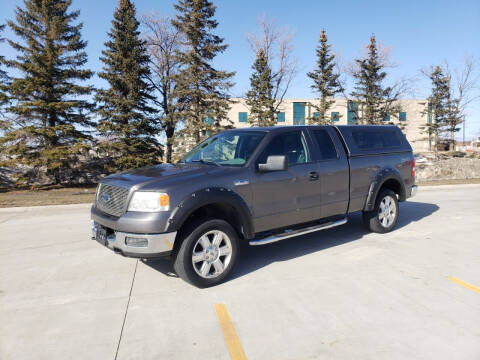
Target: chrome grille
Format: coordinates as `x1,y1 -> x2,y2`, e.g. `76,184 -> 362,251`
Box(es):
96,183 -> 130,217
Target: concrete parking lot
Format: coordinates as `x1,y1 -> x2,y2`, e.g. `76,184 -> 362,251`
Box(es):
1,184 -> 479,360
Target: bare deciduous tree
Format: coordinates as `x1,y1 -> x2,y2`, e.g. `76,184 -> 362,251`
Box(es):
448,55 -> 480,148
246,16 -> 297,114
421,56 -> 480,151
142,13 -> 184,163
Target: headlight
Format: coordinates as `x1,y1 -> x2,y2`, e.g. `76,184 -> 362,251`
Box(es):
127,192 -> 170,212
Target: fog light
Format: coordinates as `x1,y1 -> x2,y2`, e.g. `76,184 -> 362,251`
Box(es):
125,237 -> 148,248
91,220 -> 97,238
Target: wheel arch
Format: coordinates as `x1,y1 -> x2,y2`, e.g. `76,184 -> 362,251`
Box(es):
166,187 -> 255,242
364,168 -> 406,211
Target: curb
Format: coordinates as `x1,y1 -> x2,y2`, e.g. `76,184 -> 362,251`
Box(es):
0,203 -> 93,213
417,183 -> 480,190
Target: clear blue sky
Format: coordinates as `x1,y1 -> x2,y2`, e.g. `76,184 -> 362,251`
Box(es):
1,0 -> 480,138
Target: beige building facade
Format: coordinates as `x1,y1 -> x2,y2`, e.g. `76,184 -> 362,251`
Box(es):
225,98 -> 431,152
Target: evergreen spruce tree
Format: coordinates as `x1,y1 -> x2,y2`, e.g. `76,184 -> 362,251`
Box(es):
307,29 -> 343,125
421,66 -> 452,158
444,93 -> 462,151
1,0 -> 93,185
0,24 -> 8,85
172,0 -> 235,143
96,0 -> 161,172
0,24 -> 9,117
245,49 -> 276,126
351,35 -> 399,124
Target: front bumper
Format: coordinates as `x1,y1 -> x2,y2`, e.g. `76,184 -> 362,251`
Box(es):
91,220 -> 177,258
90,204 -> 172,234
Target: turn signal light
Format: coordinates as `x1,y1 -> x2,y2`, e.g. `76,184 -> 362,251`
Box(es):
159,193 -> 169,207
411,159 -> 416,178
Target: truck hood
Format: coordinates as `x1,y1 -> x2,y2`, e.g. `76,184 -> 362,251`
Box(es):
100,163 -> 219,190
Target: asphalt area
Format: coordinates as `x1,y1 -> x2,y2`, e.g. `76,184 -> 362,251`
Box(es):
1,184 -> 479,359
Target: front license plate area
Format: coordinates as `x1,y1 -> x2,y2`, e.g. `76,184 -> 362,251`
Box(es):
95,225 -> 108,246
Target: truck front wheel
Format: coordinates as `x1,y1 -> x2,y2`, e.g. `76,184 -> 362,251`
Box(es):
363,189 -> 399,233
173,219 -> 239,287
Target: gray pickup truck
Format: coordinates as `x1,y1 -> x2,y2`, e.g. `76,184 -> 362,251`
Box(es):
91,125 -> 417,287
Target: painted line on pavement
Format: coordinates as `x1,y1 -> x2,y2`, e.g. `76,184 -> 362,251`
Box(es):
448,276 -> 480,294
214,304 -> 247,360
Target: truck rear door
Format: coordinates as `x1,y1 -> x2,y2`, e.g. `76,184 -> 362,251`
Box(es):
308,127 -> 350,218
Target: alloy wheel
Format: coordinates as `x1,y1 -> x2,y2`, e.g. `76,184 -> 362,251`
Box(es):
191,230 -> 233,279
378,195 -> 397,228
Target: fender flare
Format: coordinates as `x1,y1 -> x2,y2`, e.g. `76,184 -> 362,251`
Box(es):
364,167 -> 406,211
165,187 -> 255,239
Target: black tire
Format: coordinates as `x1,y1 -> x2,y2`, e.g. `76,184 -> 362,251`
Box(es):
362,189 -> 399,233
173,218 -> 239,288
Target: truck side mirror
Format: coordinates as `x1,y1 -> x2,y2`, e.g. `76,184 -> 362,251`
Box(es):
258,155 -> 288,172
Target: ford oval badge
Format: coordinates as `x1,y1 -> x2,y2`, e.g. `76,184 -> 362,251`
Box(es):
101,193 -> 111,203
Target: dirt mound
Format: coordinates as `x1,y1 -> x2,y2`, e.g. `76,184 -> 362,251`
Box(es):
416,156 -> 480,181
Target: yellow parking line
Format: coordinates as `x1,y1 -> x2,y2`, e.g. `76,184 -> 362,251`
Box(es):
448,276 -> 480,294
214,304 -> 247,360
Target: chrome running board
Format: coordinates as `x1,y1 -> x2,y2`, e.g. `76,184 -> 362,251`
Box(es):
249,218 -> 347,246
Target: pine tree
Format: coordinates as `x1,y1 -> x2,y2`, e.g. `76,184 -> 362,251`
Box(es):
172,0 -> 235,143
1,0 -> 93,185
245,49 -> 276,126
307,29 -> 343,125
351,35 -> 400,124
421,66 -> 453,158
96,0 -> 161,172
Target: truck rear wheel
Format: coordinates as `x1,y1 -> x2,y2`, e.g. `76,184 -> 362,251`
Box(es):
173,219 -> 239,287
363,189 -> 399,233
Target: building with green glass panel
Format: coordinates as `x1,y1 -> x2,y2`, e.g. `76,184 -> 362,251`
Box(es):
223,98 -> 431,151
238,112 -> 247,123
293,102 -> 306,125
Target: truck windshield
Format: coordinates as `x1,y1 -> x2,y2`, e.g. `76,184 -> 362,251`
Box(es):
180,131 -> 265,167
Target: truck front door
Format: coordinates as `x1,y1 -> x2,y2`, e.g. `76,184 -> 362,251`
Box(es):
250,130 -> 321,233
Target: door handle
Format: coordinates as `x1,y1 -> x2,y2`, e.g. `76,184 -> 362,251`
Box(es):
309,171 -> 319,181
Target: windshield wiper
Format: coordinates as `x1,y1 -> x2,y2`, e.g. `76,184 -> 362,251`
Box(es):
191,159 -> 221,167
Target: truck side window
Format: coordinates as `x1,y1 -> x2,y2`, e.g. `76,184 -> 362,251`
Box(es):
259,131 -> 309,166
312,130 -> 338,160
352,130 -> 401,149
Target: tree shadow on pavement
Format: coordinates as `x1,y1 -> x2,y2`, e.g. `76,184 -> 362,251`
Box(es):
143,201 -> 439,282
